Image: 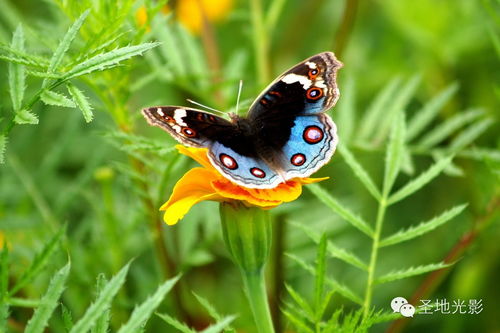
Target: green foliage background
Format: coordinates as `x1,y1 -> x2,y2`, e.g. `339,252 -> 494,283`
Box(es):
0,0 -> 498,332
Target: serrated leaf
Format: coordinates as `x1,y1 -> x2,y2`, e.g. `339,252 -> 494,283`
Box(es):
339,145 -> 381,200
373,76 -> 420,144
383,112 -> 406,196
200,316 -> 237,333
10,227 -> 64,295
388,155 -> 454,205
25,262 -> 71,333
193,292 -> 222,321
156,313 -> 195,333
449,118 -> 494,152
61,42 -> 160,81
14,109 -> 38,124
70,263 -> 130,333
417,109 -> 483,148
282,309 -> 314,333
67,83 -> 93,122
358,77 -> 402,141
47,10 -> 89,76
406,83 -> 459,141
0,135 -> 7,163
285,283 -> 314,321
0,43 -> 50,68
61,304 -> 74,332
307,184 -> 373,237
379,204 -> 467,247
297,223 -> 368,270
41,90 -> 76,108
117,275 -> 180,333
8,25 -> 26,112
286,253 -> 363,305
91,274 -> 109,333
375,262 -> 452,284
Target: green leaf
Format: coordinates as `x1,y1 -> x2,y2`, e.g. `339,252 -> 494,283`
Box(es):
282,308 -> 314,333
379,204 -> 467,247
0,135 -> 7,164
0,52 -> 48,69
286,253 -> 363,305
41,90 -> 76,108
192,292 -> 222,321
47,10 -> 90,75
61,42 -> 160,81
61,304 -> 74,332
307,184 -> 373,237
10,227 -> 64,295
14,109 -> 38,125
91,274 -> 109,333
117,275 -> 180,333
339,145 -> 381,200
373,76 -> 420,144
285,283 -> 314,321
297,223 -> 368,270
417,109 -> 483,148
67,83 -> 94,122
449,118 -> 494,152
383,112 -> 406,196
200,316 -> 237,333
70,263 -> 130,333
358,77 -> 402,141
156,313 -> 195,333
375,262 -> 452,284
314,234 -> 327,315
406,83 -> 459,141
25,262 -> 71,333
387,155 -> 454,205
8,25 -> 26,112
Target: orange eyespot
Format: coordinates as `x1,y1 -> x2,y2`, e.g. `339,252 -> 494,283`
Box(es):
181,127 -> 197,137
308,68 -> 320,79
306,87 -> 323,101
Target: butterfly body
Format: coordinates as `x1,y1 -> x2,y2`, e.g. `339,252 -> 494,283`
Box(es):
143,52 -> 343,189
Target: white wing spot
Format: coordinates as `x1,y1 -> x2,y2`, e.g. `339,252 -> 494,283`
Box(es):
174,108 -> 187,126
305,61 -> 317,69
281,74 -> 312,89
156,108 -> 165,116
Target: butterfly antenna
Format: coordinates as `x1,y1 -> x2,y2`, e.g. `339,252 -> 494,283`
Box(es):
186,99 -> 226,116
235,80 -> 243,115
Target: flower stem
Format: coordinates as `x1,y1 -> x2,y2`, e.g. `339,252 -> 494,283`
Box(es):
363,197 -> 387,317
220,202 -> 275,333
242,269 -> 275,333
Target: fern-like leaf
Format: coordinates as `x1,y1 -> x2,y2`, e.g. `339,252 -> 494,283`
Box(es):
25,262 -> 71,333
117,275 -> 180,333
375,262 -> 452,284
379,204 -> 467,247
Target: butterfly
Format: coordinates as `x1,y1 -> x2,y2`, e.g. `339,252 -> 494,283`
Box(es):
142,52 -> 343,189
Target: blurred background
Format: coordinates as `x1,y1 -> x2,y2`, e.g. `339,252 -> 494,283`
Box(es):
0,0 -> 498,332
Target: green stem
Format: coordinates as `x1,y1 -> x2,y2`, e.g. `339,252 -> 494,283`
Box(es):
250,0 -> 270,87
363,197 -> 387,317
242,269 -> 275,333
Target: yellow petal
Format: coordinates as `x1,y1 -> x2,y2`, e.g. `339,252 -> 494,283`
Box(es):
176,145 -> 215,171
211,179 -> 283,207
160,167 -> 223,225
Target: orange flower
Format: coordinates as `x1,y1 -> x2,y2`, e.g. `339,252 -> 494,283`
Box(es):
136,0 -> 233,35
161,145 -> 328,225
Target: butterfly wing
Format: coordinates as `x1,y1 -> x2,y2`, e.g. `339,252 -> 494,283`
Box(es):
281,114 -> 338,180
247,52 -> 342,180
142,106 -> 236,148
142,106 -> 283,188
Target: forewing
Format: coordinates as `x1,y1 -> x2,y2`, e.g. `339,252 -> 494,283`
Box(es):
142,106 -> 236,148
